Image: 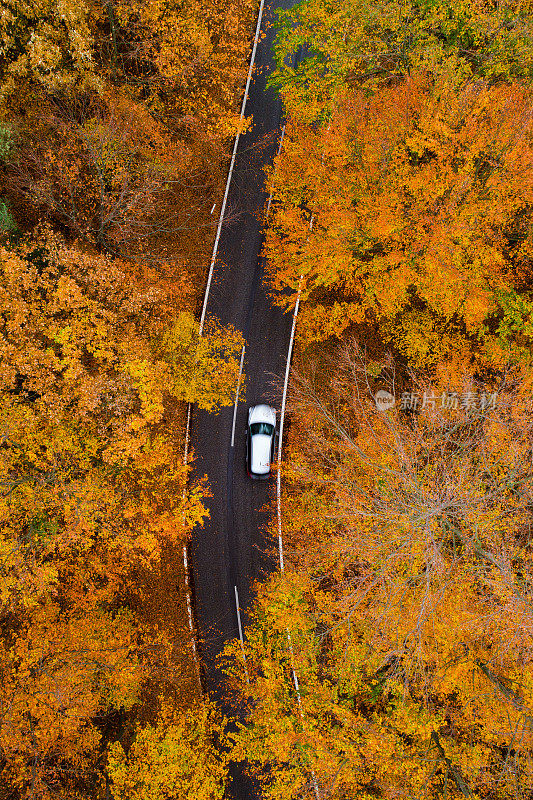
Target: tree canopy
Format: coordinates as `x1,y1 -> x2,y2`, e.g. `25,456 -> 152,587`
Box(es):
265,74 -> 533,368
226,346 -> 533,799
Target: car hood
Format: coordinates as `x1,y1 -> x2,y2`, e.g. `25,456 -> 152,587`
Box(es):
249,404 -> 276,426
251,433 -> 272,474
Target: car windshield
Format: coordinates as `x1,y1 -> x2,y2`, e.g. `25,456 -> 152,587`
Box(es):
250,422 -> 274,436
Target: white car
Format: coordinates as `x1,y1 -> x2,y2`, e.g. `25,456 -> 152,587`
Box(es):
246,404 -> 277,479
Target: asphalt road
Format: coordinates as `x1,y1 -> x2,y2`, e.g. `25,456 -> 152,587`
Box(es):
190,0 -> 294,687
189,2 -> 296,790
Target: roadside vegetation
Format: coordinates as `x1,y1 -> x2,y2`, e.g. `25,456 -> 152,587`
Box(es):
0,0 -> 255,797
224,0 -> 533,798
4,0 -> 533,797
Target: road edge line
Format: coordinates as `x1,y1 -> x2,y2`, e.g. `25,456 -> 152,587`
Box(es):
199,0 -> 266,336
234,585 -> 250,685
276,275 -> 302,573
276,213 -> 321,800
181,403 -> 202,692
230,343 -> 246,448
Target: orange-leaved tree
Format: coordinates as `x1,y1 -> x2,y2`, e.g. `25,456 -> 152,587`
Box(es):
265,73 -> 533,369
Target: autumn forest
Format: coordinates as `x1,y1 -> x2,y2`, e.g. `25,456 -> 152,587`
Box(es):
1,0 -> 533,798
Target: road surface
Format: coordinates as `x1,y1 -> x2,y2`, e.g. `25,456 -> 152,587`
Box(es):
189,0 -> 296,792
190,0 -> 294,680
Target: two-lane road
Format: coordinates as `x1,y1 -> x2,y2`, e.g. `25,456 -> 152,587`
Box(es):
189,0 -> 294,694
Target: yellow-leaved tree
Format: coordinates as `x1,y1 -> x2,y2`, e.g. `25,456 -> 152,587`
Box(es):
0,229 -> 243,796
107,702 -> 228,800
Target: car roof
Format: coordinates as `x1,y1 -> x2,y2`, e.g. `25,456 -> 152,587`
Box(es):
250,433 -> 272,474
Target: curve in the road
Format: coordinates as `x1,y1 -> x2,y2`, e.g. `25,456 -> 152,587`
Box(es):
186,2 -> 300,797
189,0 -> 296,689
